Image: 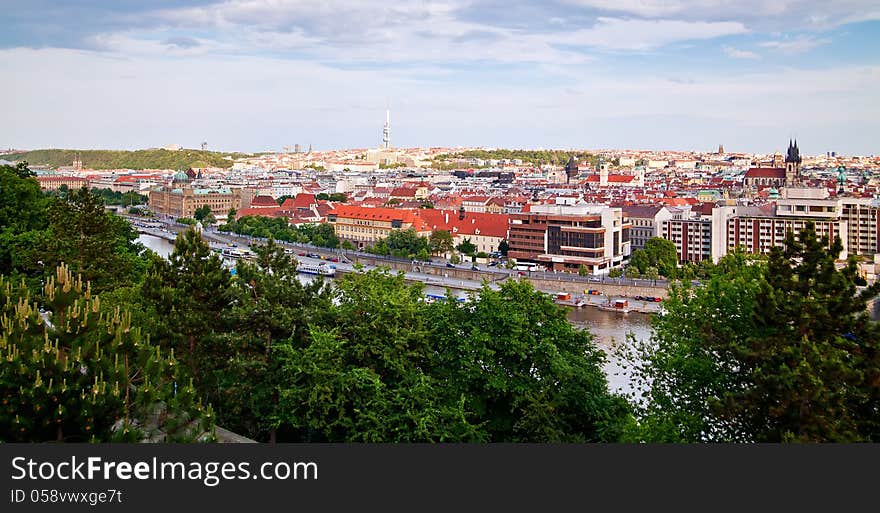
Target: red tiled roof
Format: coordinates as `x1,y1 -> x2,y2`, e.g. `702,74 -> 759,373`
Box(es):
250,195 -> 280,207
329,205 -> 430,231
584,174 -> 636,183
745,168 -> 785,179
418,210 -> 509,238
293,193 -> 316,209
236,207 -> 284,218
390,187 -> 417,197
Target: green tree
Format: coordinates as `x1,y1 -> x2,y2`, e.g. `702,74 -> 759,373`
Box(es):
628,225 -> 880,442
630,239 -> 678,277
578,264 -> 589,277
227,208 -> 237,224
276,269 -> 477,442
456,237 -> 476,256
429,230 -> 455,256
34,187 -> 146,293
645,266 -> 659,283
213,238 -> 334,441
0,264 -> 214,442
608,268 -> 623,278
193,205 -> 212,222
498,239 -> 510,256
141,228 -> 233,378
427,280 -> 631,441
0,163 -> 49,277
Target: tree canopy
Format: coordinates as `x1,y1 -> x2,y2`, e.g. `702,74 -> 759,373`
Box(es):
627,224 -> 880,442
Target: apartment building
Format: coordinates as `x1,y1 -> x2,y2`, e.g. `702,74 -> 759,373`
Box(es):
622,205 -> 675,251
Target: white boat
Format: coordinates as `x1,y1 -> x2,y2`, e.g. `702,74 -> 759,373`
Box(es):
297,262 -> 336,277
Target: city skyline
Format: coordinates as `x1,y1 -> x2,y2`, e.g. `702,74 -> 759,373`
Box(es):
3,1 -> 879,155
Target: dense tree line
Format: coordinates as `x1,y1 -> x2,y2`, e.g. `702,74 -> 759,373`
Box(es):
3,162 -> 879,443
219,215 -> 339,248
2,149 -> 244,170
434,149 -> 598,167
624,225 -> 880,442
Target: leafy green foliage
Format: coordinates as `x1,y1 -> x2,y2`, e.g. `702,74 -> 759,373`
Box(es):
28,188 -> 146,293
434,149 -> 597,167
88,188 -> 147,206
429,230 -> 455,255
219,216 -> 337,248
367,228 -> 430,259
627,225 -> 880,442
0,164 -> 49,276
209,238 -> 334,441
629,238 -> 678,277
428,279 -> 631,441
315,192 -> 347,202
0,264 -> 214,442
2,149 -> 243,170
456,237 -> 476,256
140,228 -> 233,378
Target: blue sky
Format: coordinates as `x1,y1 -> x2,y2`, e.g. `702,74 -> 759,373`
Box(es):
2,0 -> 879,155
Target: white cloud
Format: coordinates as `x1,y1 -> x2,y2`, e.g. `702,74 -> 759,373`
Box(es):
759,36 -> 831,54
562,0 -> 880,29
559,17 -> 748,51
2,47 -> 878,153
723,45 -> 760,59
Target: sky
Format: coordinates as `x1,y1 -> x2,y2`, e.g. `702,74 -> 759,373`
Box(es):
2,0 -> 879,155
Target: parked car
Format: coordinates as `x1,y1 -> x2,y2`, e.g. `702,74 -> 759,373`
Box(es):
329,257 -> 339,262
298,252 -> 306,256
446,263 -> 456,268
471,265 -> 479,271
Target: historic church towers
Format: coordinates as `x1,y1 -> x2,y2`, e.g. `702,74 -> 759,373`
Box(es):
785,139 -> 802,187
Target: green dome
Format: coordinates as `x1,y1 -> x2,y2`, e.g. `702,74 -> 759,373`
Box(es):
172,170 -> 190,183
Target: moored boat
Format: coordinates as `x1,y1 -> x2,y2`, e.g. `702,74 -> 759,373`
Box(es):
297,262 -> 336,276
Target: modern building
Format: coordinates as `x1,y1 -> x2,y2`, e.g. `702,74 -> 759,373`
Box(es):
508,204 -> 631,274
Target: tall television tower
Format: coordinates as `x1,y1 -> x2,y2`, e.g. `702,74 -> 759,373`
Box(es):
382,109 -> 391,149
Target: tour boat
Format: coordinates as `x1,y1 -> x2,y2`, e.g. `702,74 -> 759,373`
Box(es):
297,262 -> 336,277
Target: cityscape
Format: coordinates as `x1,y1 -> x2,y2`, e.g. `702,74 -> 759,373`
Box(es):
2,0 -> 879,453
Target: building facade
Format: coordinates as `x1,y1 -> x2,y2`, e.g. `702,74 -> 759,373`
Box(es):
148,171 -> 255,218
327,206 -> 430,248
623,205 -> 675,251
508,204 -> 631,274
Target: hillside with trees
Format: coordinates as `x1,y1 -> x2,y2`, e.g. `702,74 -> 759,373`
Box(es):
2,148 -> 247,170
433,149 -> 599,167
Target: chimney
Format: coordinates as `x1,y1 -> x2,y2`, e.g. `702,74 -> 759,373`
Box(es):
445,212 -> 449,224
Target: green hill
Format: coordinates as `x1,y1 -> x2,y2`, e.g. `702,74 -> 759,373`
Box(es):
1,148 -> 251,170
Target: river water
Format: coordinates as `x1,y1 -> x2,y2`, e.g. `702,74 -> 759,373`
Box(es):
138,233 -> 649,394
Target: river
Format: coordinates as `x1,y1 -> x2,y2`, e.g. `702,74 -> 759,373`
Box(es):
138,233 -> 649,394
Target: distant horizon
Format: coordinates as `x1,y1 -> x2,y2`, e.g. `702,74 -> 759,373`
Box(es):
3,143 -> 875,159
